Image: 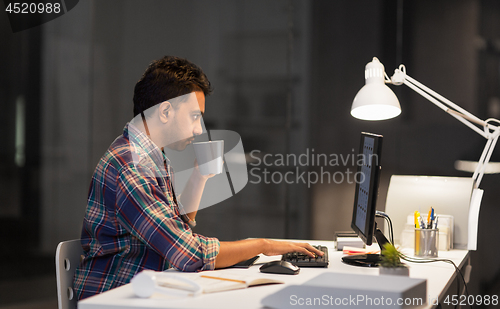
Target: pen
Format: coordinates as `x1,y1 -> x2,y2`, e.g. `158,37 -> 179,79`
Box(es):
433,216 -> 439,229
427,207 -> 432,229
418,212 -> 426,230
430,207 -> 435,229
415,215 -> 420,252
200,275 -> 247,284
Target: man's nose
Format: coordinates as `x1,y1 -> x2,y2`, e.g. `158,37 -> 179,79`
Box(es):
193,122 -> 203,136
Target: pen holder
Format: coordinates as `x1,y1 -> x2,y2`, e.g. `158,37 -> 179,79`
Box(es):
414,228 -> 439,257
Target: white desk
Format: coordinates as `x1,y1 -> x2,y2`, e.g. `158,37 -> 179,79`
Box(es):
78,240 -> 469,309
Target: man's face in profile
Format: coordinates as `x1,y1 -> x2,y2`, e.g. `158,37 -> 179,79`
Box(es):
165,91 -> 205,151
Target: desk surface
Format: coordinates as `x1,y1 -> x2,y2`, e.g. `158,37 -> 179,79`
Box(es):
78,240 -> 469,309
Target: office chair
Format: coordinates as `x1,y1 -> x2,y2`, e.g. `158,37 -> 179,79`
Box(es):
55,240 -> 83,309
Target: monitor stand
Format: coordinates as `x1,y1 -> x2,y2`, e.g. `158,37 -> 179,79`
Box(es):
341,224 -> 390,267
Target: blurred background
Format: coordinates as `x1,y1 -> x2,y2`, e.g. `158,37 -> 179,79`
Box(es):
1,0 -> 500,308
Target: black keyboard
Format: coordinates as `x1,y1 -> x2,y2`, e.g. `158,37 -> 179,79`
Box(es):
281,245 -> 329,267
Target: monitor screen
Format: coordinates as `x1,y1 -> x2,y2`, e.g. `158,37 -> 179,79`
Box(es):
350,132 -> 383,246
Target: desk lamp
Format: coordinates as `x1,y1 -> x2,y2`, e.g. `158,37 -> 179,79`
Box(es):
351,57 -> 500,250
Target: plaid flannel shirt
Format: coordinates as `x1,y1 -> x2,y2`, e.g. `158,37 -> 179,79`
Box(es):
74,123 -> 220,300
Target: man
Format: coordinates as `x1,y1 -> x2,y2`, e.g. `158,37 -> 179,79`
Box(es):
74,56 -> 322,300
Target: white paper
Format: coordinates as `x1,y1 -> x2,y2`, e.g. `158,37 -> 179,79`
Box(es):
385,176 -> 473,248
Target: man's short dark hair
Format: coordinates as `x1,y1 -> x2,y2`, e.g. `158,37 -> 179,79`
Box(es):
133,56 -> 213,116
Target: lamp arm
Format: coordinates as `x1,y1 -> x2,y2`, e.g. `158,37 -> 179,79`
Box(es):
447,110 -> 487,127
391,67 -> 500,188
401,77 -> 489,138
474,134 -> 500,187
402,74 -> 488,127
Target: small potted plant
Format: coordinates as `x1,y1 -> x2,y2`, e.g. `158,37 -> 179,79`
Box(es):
379,243 -> 409,276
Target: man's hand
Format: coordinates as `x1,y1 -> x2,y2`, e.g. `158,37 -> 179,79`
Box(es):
261,239 -> 324,258
192,159 -> 217,182
215,239 -> 324,269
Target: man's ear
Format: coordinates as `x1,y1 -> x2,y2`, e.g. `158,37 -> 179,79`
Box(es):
158,101 -> 173,123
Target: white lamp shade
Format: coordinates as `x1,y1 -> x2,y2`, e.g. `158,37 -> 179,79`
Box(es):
351,83 -> 401,120
351,57 -> 402,121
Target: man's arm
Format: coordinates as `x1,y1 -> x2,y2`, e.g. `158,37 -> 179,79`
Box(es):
179,160 -> 214,221
117,163 -> 219,272
177,162 -> 323,269
214,239 -> 324,269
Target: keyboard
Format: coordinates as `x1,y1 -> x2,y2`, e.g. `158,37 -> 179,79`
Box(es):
281,245 -> 329,267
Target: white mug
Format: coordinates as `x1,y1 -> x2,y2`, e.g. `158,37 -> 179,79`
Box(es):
192,140 -> 224,175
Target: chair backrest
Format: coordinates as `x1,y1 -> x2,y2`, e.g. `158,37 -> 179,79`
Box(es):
55,240 -> 83,309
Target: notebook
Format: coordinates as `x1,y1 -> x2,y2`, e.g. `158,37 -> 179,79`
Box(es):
132,270 -> 284,297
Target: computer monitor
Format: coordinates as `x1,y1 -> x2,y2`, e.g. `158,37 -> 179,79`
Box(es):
343,132 -> 389,267
351,132 -> 383,246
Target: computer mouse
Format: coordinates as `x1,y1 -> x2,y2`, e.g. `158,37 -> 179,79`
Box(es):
259,260 -> 300,275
